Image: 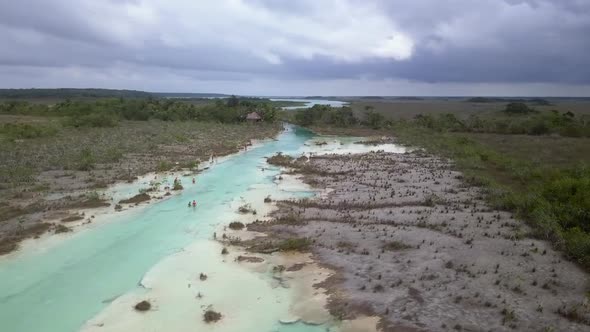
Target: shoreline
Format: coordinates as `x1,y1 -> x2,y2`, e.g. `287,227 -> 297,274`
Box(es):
0,122 -> 282,257
0,126 -> 318,332
216,142 -> 405,331
78,150 -> 338,332
254,139 -> 590,331
0,134 -> 277,261
218,172 -> 337,326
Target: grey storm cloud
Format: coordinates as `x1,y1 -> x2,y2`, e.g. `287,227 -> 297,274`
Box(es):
0,0 -> 589,93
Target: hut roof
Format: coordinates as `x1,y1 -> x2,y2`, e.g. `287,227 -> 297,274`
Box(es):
246,112 -> 262,120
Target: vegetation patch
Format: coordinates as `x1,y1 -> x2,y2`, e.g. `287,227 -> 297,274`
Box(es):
54,224 -> 72,234
0,222 -> 51,254
273,213 -> 306,225
203,309 -> 222,323
61,214 -> 83,223
267,153 -> 295,167
278,238 -> 311,252
134,300 -> 151,312
382,241 -> 412,251
228,221 -> 245,230
172,178 -> 183,190
75,148 -> 96,171
119,193 -> 150,204
0,203 -> 27,222
237,204 -> 256,214
0,123 -> 57,141
390,121 -> 590,269
68,192 -> 111,209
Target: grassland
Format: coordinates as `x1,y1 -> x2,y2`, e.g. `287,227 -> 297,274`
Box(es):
350,98 -> 590,119
347,99 -> 590,269
288,98 -> 590,270
0,117 -> 279,188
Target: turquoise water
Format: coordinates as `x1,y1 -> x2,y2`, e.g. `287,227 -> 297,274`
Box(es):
0,126 -> 328,332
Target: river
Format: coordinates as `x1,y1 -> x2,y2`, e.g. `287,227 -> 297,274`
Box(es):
0,125 -> 403,332
270,98 -> 348,109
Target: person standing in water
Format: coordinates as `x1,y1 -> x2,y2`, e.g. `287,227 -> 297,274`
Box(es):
188,201 -> 191,208
192,200 -> 197,207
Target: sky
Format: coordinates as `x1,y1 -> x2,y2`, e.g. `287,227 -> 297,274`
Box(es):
1,0 -> 589,96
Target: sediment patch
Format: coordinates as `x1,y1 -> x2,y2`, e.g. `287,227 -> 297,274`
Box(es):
257,150 -> 590,331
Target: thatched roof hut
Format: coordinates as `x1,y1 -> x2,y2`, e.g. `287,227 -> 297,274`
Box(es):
245,112 -> 262,122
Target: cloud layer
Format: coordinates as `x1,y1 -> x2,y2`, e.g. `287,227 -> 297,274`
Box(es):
0,0 -> 589,95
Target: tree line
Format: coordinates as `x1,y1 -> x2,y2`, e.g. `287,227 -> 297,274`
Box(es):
0,96 -> 278,127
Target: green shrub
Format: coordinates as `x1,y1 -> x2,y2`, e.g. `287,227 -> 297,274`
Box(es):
0,166 -> 35,184
541,175 -> 590,231
181,160 -> 199,170
172,178 -> 183,190
76,148 -> 95,171
156,161 -> 173,172
64,112 -> 119,128
529,121 -> 550,135
504,102 -> 533,114
364,110 -> 386,129
562,228 -> 590,266
0,123 -> 58,141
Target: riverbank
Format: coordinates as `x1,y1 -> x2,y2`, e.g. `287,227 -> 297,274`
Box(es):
256,141 -> 590,331
0,120 -> 281,256
216,152 -> 383,332
0,125 -> 318,332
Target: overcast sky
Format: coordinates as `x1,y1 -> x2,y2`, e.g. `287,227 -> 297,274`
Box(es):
1,0 -> 589,96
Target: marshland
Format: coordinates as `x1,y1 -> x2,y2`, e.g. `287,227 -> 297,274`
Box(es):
1,90 -> 590,332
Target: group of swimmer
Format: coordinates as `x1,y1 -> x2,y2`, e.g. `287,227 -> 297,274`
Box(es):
153,173 -> 200,208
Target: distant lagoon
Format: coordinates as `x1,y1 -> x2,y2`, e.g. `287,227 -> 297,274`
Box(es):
164,95 -> 349,109
269,98 -> 348,109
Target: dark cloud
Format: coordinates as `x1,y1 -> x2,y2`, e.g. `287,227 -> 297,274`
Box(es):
0,0 -> 589,93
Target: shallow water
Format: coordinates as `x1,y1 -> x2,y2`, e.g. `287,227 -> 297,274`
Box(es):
0,125 -> 399,332
270,98 -> 348,110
